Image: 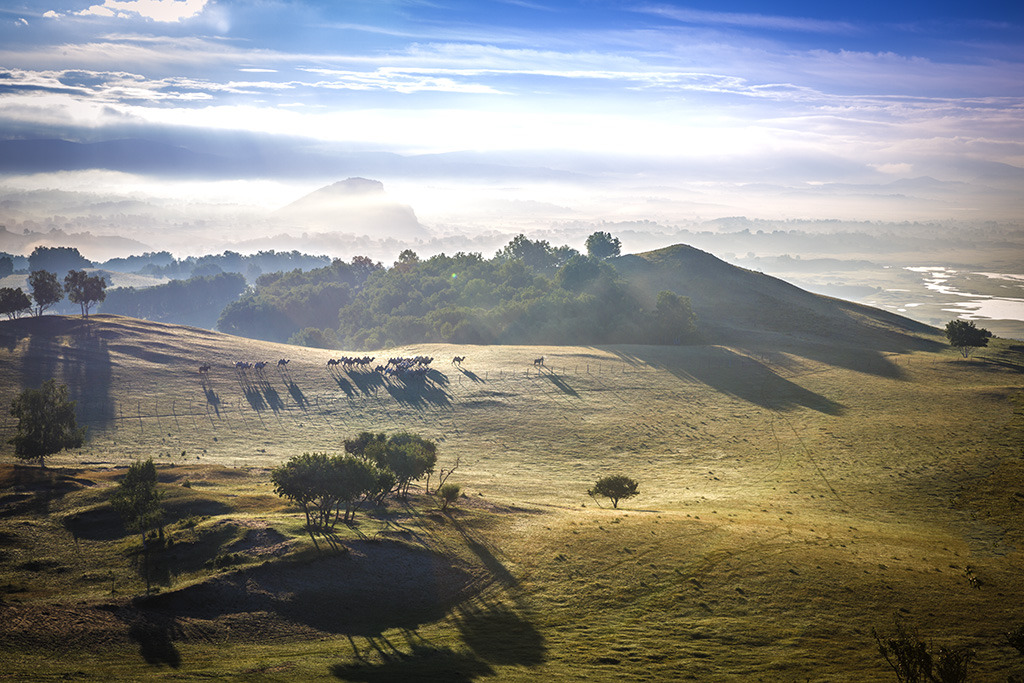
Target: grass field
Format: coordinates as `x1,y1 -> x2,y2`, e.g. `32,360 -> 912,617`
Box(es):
1,314 -> 1022,681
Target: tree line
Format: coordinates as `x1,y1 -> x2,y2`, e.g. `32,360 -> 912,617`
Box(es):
0,268 -> 108,319
218,232 -> 698,348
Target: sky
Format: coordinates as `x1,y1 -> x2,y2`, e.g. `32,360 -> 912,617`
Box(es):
0,0 -> 1022,227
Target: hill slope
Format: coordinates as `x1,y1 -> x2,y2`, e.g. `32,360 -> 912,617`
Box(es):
1,314 -> 1023,680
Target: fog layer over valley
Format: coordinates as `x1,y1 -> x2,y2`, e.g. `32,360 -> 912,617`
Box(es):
1,175 -> 1022,339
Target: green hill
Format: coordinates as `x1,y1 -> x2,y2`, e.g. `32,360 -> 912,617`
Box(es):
0,279 -> 1023,680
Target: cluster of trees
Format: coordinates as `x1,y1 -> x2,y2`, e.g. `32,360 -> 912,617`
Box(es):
118,249 -> 333,283
270,432 -> 453,550
219,233 -> 696,349
217,256 -> 384,344
101,272 -> 247,329
0,269 -> 108,319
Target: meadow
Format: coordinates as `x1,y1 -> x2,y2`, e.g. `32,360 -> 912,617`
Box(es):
1,313 -> 1022,681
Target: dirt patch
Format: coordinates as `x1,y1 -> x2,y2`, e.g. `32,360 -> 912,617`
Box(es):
221,519 -> 294,557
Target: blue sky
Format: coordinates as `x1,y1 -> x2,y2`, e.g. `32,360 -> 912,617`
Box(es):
0,0 -> 1021,223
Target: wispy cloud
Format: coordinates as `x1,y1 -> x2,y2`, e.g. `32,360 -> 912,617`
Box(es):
634,4 -> 859,34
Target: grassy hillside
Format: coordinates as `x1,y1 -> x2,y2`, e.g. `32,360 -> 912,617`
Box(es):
1,313 -> 1023,681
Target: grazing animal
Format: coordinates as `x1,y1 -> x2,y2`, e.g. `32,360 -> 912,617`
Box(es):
198,364 -> 210,374
452,356 -> 465,366
327,358 -> 339,366
533,356 -> 544,367
278,359 -> 290,366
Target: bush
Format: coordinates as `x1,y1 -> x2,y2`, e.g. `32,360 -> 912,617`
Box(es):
438,483 -> 461,511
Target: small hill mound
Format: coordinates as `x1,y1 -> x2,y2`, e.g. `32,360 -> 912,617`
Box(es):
614,244 -> 940,356
276,177 -> 427,240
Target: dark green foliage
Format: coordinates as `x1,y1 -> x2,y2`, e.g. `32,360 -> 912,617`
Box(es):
27,246 -> 91,277
585,231 -> 622,260
27,270 -> 63,317
588,475 -> 639,508
110,458 -> 164,541
0,286 -> 32,319
63,270 -> 107,316
218,257 -> 381,342
873,616 -> 974,683
101,272 -> 247,329
288,327 -> 338,349
0,254 -> 13,278
944,319 -> 992,358
438,482 -> 461,511
344,431 -> 438,498
271,452 -> 380,549
652,290 -> 698,344
8,379 -> 86,465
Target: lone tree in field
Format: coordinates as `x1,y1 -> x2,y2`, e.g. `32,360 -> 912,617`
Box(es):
64,270 -> 107,317
585,231 -> 622,260
8,379 -> 86,466
111,458 -> 164,543
110,458 -> 164,594
588,474 -> 639,508
944,319 -> 992,358
28,270 -> 63,317
0,287 -> 32,319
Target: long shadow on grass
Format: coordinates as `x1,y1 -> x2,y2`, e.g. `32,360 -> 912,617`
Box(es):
286,381 -> 310,409
611,346 -> 845,414
538,368 -> 579,398
331,643 -> 493,683
383,377 -> 452,410
457,367 -> 485,383
139,540 -> 475,636
347,369 -> 388,397
127,616 -> 181,668
15,317 -> 115,430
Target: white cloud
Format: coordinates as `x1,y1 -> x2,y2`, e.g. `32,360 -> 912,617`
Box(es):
66,0 -> 208,23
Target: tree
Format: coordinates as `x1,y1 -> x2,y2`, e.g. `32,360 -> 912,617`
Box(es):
110,458 -> 164,594
588,474 -> 639,508
0,287 -> 32,319
652,290 -> 698,344
271,452 -> 379,551
944,319 -> 992,358
110,458 -> 164,543
64,270 -> 107,317
585,231 -> 621,260
344,431 -> 439,498
27,246 -> 91,277
28,270 -> 63,317
8,379 -> 87,465
0,254 -> 13,279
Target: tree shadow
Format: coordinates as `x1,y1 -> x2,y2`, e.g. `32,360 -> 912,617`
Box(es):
331,643 -> 493,683
538,369 -> 579,398
126,616 -> 182,668
453,600 -> 547,667
609,346 -> 845,414
15,317 -> 114,431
